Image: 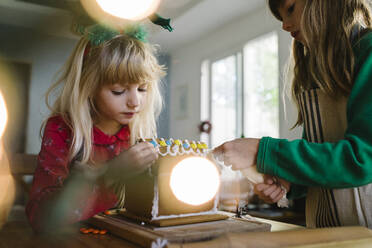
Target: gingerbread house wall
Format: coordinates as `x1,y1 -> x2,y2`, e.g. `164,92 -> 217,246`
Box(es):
125,154 -> 218,220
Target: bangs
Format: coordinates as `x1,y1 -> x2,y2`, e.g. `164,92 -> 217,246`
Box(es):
268,0 -> 284,21
99,37 -> 160,87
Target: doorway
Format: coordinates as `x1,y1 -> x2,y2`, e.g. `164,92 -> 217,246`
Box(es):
0,59 -> 31,154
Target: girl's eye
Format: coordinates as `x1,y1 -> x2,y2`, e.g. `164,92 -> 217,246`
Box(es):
112,90 -> 125,95
288,3 -> 295,14
138,85 -> 148,92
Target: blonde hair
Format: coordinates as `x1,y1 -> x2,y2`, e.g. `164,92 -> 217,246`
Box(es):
269,0 -> 372,127
45,34 -> 165,164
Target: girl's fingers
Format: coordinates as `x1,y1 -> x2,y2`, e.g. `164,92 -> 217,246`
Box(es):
133,142 -> 158,158
223,156 -> 232,167
277,178 -> 291,191
263,175 -> 275,185
256,183 -> 286,204
255,184 -> 276,203
263,184 -> 278,196
137,142 -> 155,151
273,190 -> 285,203
132,141 -> 156,154
266,178 -> 274,185
136,144 -> 159,169
142,145 -> 158,161
254,183 -> 269,195
269,186 -> 282,200
212,144 -> 225,157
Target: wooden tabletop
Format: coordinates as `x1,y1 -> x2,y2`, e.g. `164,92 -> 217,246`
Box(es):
0,212 -> 273,248
1,209 -> 372,248
0,220 -> 139,248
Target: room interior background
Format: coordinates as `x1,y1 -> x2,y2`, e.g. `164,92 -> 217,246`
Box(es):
0,0 -> 302,156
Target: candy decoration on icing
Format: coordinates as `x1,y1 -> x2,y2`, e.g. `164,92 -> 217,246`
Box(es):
190,142 -> 197,149
166,139 -> 172,146
174,139 -> 181,146
183,140 -> 190,149
146,138 -> 208,157
159,138 -> 167,147
150,139 -> 157,148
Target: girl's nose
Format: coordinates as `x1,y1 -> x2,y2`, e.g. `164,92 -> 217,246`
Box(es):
127,90 -> 139,108
282,19 -> 292,32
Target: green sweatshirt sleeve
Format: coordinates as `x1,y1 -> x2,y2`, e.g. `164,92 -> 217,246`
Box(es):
257,32 -> 372,189
286,131 -> 308,199
287,184 -> 307,199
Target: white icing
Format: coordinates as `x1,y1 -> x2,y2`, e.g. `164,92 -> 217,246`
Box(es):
151,175 -> 159,218
169,145 -> 179,156
151,208 -> 218,220
158,146 -> 170,156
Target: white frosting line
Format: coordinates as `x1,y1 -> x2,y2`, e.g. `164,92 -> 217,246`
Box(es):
151,208 -> 218,220
158,147 -> 207,157
151,175 -> 159,218
169,145 -> 178,156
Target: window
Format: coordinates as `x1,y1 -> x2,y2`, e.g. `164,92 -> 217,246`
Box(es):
243,32 -> 279,138
201,32 -> 279,147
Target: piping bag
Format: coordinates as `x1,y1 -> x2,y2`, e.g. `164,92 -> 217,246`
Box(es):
207,149 -> 289,208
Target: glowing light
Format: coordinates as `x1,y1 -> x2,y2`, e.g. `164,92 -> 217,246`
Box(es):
95,0 -> 161,20
0,90 -> 13,228
0,91 -> 7,139
170,157 -> 220,206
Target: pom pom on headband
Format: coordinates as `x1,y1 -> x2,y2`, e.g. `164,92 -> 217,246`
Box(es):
86,24 -> 147,45
75,13 -> 173,46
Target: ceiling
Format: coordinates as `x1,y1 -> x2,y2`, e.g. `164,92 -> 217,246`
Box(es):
0,0 -> 265,53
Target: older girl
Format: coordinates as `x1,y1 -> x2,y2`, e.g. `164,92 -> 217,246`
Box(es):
214,0 -> 372,228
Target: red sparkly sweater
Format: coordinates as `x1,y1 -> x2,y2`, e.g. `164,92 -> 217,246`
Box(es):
26,116 -> 130,231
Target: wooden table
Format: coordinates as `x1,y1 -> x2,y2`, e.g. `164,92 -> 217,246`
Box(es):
0,220 -> 139,248
1,210 -> 372,248
0,212 -> 274,248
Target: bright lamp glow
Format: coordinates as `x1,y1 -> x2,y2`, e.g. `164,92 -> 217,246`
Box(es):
170,157 -> 220,206
95,0 -> 161,20
0,91 -> 7,139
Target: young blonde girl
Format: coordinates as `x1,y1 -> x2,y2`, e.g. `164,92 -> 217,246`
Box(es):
214,0 -> 372,228
26,25 -> 166,232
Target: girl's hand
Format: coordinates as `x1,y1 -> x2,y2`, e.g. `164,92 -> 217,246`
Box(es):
107,142 -> 158,180
254,175 -> 291,204
121,142 -> 158,175
213,138 -> 260,171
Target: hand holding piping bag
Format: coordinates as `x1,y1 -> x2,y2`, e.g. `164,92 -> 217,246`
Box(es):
254,175 -> 290,208
212,138 -> 289,208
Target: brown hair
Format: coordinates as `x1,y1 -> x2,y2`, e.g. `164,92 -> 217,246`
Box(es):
268,0 -> 372,127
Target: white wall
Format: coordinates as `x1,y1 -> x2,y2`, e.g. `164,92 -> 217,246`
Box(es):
0,24 -> 77,154
168,6 -> 302,143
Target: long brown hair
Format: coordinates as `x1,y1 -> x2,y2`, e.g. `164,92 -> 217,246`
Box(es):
268,0 -> 372,127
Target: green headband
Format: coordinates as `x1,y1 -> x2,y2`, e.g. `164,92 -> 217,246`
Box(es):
76,13 -> 173,45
